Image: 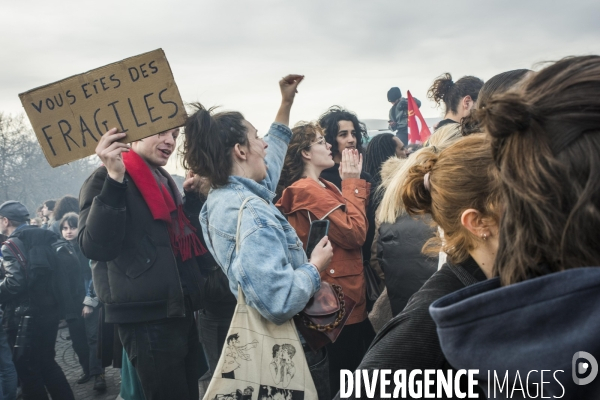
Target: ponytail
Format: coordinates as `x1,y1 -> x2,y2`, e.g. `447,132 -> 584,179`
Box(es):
427,73 -> 454,108
182,103 -> 247,188
399,134 -> 499,264
401,157 -> 437,216
428,73 -> 484,114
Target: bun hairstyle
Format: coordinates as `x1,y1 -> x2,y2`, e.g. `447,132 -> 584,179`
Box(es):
401,134 -> 500,265
275,122 -> 320,202
476,92 -> 533,141
182,103 -> 247,188
461,69 -> 530,136
427,73 -> 484,114
475,55 -> 600,286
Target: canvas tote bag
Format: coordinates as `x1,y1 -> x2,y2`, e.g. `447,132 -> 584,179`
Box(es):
202,197 -> 318,400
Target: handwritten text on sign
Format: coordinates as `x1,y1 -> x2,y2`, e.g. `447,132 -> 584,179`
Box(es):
19,49 -> 186,167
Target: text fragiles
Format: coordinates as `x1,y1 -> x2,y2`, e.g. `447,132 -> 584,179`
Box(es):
39,87 -> 179,156
29,59 -> 178,156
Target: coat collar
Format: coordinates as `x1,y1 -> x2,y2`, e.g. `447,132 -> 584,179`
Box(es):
226,175 -> 276,202
276,177 -> 345,219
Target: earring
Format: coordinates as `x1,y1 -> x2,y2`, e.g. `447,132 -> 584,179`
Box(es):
481,233 -> 487,241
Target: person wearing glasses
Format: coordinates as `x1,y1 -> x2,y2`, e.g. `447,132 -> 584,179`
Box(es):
275,122 -> 372,396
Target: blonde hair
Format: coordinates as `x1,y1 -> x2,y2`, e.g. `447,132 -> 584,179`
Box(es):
377,123 -> 463,224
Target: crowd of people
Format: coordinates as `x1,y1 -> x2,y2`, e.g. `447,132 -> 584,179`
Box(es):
0,54 -> 599,400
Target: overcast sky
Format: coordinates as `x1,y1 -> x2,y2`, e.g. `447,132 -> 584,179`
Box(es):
2,0 -> 599,173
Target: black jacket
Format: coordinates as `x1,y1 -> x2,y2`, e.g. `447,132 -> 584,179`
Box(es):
72,240 -> 92,284
378,213 -> 438,315
78,166 -> 211,324
335,257 -> 486,399
0,226 -> 74,331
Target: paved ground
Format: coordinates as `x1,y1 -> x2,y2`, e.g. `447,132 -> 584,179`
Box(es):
55,325 -> 211,400
55,325 -> 121,400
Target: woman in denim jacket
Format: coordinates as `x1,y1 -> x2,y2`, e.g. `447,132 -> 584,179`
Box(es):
182,75 -> 333,399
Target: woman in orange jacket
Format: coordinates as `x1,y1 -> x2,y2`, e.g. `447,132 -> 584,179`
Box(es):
275,122 -> 374,395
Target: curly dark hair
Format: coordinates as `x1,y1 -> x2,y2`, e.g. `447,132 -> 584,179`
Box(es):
182,103 -> 248,188
275,122 -> 320,202
317,106 -> 368,158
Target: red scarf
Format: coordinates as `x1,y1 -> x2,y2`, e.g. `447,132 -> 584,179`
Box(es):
122,150 -> 206,261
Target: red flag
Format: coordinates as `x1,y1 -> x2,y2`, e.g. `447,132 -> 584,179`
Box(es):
407,90 -> 431,144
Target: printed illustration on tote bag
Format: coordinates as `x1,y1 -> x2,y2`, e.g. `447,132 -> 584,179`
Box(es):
268,344 -> 297,387
221,333 -> 259,379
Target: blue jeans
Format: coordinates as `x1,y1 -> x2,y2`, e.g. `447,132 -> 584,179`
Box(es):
0,318 -> 17,400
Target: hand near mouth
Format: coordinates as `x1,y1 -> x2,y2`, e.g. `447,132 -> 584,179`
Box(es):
339,148 -> 362,181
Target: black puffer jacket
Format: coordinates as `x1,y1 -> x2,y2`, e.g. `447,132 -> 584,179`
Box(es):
0,226 -> 82,330
71,240 -> 92,284
378,213 -> 438,315
78,166 -> 211,324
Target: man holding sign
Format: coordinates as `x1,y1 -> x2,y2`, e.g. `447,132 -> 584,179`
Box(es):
78,127 -> 212,400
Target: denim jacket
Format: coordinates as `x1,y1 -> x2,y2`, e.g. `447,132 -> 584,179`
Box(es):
200,122 -> 321,325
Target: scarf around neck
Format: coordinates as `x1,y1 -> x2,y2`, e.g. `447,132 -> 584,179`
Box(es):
122,150 -> 206,261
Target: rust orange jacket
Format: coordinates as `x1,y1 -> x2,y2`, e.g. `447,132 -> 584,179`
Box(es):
276,177 -> 371,324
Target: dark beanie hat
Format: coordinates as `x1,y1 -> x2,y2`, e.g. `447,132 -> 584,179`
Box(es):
0,201 -> 29,222
387,87 -> 402,102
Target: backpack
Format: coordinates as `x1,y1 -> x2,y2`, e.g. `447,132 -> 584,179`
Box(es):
2,229 -> 83,320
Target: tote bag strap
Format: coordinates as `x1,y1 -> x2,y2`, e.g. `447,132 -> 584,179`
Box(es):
234,196 -> 269,305
235,196 -> 269,253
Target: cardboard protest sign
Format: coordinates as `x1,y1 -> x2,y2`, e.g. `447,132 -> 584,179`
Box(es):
19,49 -> 186,167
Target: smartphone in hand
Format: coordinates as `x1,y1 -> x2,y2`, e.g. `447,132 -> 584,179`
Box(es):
306,220 -> 330,259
